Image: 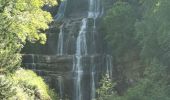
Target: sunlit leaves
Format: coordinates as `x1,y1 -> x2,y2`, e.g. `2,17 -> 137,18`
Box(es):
0,0 -> 57,73
97,74 -> 116,100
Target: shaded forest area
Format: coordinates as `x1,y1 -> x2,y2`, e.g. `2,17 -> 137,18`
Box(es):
99,0 -> 170,100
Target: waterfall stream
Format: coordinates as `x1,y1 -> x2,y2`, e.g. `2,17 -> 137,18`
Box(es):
74,18 -> 88,100
57,24 -> 64,55
54,0 -> 67,21
106,55 -> 113,78
57,76 -> 64,100
22,0 -> 114,99
91,57 -> 96,100
55,0 -> 113,99
74,0 -> 101,100
88,0 -> 101,19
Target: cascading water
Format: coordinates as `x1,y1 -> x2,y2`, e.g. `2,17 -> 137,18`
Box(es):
88,0 -> 101,19
57,76 -> 64,100
73,0 -> 102,100
56,0 -> 68,55
32,54 -> 35,70
91,70 -> 96,100
54,0 -> 67,21
73,0 -> 103,100
88,0 -> 102,99
55,0 -> 112,99
88,0 -> 102,54
91,57 -> 96,100
106,55 -> 113,78
74,18 -> 88,100
57,24 -> 64,55
23,0 -> 114,100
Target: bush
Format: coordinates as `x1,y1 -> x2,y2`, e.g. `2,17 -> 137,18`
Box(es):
0,76 -> 16,100
11,69 -> 58,100
97,74 -> 116,100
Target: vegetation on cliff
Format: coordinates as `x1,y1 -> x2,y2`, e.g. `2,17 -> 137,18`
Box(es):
0,0 -> 58,99
99,0 -> 170,99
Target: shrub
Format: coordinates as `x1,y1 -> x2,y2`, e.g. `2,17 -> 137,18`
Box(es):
11,69 -> 58,100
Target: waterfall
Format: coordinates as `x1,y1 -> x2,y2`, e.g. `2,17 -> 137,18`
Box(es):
54,0 -> 67,21
88,0 -> 101,19
31,54 -> 36,70
23,0 -> 114,99
74,18 -> 88,100
75,19 -> 88,56
88,0 -> 102,54
91,58 -> 96,100
74,0 -> 102,100
91,71 -> 96,100
106,55 -> 113,78
57,76 -> 64,100
56,0 -> 68,55
57,24 -> 64,55
88,0 -> 101,99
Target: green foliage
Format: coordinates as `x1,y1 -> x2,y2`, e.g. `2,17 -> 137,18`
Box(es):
103,1 -> 138,57
101,1 -> 142,92
0,76 -> 16,100
111,61 -> 170,100
136,0 -> 170,66
0,0 -> 57,73
0,14 -> 22,73
0,69 -> 58,100
12,69 -> 58,100
102,0 -> 170,100
0,0 -> 59,99
97,74 -> 116,100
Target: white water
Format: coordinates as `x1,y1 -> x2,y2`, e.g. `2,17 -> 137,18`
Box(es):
74,18 -> 88,100
56,0 -> 68,55
31,54 -> 36,70
91,71 -> 96,100
57,25 -> 64,55
58,76 -> 64,100
75,19 -> 88,56
88,0 -> 101,19
88,0 -> 101,99
54,0 -> 67,20
91,64 -> 96,100
74,0 -> 103,99
106,55 -> 113,78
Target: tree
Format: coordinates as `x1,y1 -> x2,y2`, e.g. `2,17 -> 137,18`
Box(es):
97,74 -> 116,100
101,0 -> 170,99
0,0 -> 57,73
0,0 -> 59,99
136,0 -> 170,66
101,1 -> 142,94
102,1 -> 139,58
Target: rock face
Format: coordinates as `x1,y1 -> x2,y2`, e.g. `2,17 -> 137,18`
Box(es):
22,54 -> 110,99
22,0 -> 114,100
